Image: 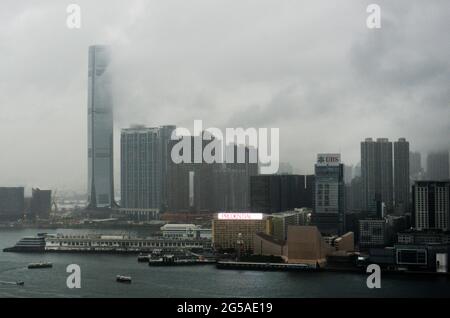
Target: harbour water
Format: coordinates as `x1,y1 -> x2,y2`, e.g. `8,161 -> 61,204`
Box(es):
1,229 -> 449,298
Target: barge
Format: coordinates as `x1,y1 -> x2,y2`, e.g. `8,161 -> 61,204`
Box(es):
148,254 -> 216,266
28,262 -> 53,269
216,261 -> 317,271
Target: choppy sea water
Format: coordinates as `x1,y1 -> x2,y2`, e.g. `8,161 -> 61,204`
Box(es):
1,228 -> 449,298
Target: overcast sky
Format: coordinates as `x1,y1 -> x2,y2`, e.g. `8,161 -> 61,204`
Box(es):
0,0 -> 449,194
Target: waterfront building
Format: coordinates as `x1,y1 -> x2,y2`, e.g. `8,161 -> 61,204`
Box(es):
0,187 -> 24,221
271,209 -> 311,241
212,212 -> 272,251
87,45 -> 116,208
44,234 -> 211,252
121,126 -> 161,209
359,219 -> 388,248
394,138 -> 410,214
361,138 -> 393,213
323,232 -> 355,252
397,229 -> 450,245
30,188 -> 52,220
426,151 -> 450,181
160,224 -> 211,239
253,225 -> 354,265
312,153 -> 345,235
412,181 -> 450,231
368,244 -> 450,272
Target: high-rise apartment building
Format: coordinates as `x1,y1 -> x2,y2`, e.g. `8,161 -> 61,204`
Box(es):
87,45 -> 115,208
166,134 -> 257,212
121,126 -> 161,209
159,125 -> 177,211
394,138 -> 410,214
412,181 -> 449,231
426,151 -> 450,181
361,138 -> 393,213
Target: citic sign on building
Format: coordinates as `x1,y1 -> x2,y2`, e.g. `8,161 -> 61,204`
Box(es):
317,153 -> 341,166
217,213 -> 264,220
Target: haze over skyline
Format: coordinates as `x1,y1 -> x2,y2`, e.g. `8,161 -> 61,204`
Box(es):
0,0 -> 449,193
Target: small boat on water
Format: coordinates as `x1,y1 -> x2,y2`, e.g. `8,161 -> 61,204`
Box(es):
116,275 -> 132,283
28,262 -> 53,269
137,254 -> 150,262
0,280 -> 25,286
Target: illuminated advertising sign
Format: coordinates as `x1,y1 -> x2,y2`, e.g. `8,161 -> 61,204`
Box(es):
316,153 -> 341,166
217,213 -> 264,220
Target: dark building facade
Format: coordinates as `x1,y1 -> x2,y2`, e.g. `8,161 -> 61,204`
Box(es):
361,138 -> 393,213
167,134 -> 257,212
426,151 -> 450,181
412,181 -> 450,231
345,176 -> 364,213
312,154 -> 345,236
30,188 -> 52,220
121,126 -> 161,209
250,174 -> 315,213
394,138 -> 410,214
0,187 -> 25,221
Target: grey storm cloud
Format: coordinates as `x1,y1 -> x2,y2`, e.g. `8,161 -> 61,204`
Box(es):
0,0 -> 449,193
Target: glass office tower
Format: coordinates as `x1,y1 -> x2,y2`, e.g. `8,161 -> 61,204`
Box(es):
87,45 -> 115,208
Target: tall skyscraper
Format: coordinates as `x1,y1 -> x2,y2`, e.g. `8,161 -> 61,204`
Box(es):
412,181 -> 449,231
312,153 -> 345,235
426,151 -> 450,181
87,45 -> 116,208
121,126 -> 161,209
361,138 -> 393,213
394,138 -> 410,214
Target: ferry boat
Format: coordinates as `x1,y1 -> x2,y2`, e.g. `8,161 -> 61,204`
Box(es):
137,254 -> 150,262
116,275 -> 132,283
3,234 -> 46,252
28,262 -> 53,269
